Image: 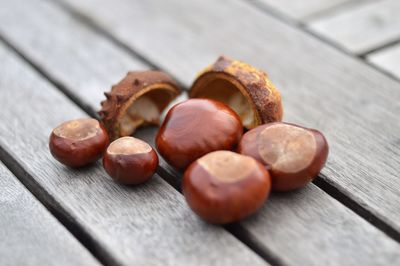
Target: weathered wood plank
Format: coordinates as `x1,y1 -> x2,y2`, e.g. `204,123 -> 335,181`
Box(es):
56,0 -> 400,237
254,0 -> 357,21
367,43 -> 400,79
3,0 -> 400,265
308,0 -> 400,54
0,42 -> 267,265
0,161 -> 101,266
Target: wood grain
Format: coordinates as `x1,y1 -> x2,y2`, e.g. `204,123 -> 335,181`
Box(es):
0,0 -> 148,114
308,0 -> 400,54
2,0 -> 400,264
0,161 -> 100,266
254,0 -> 357,21
0,41 -> 267,265
243,184 -> 400,266
368,43 -> 400,79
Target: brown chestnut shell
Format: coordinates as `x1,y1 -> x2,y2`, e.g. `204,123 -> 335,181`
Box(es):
103,137 -> 158,185
99,71 -> 181,140
183,151 -> 271,224
189,56 -> 283,129
49,118 -> 109,167
156,99 -> 243,170
238,122 -> 329,191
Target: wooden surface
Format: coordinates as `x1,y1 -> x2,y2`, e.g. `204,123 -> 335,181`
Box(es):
0,161 -> 100,266
0,41 -> 266,266
1,0 -> 400,265
368,43 -> 400,79
308,0 -> 400,54
4,1 -> 400,265
58,0 -> 400,234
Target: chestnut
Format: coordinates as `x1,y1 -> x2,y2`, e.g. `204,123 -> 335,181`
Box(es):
238,122 -> 329,191
156,98 -> 243,170
183,151 -> 271,224
49,118 -> 109,167
103,136 -> 158,185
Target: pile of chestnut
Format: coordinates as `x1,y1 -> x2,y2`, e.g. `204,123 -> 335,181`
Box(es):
49,57 -> 329,224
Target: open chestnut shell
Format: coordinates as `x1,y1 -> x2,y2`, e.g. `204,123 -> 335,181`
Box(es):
99,71 -> 181,140
238,122 -> 329,191
103,137 -> 158,185
189,56 -> 283,129
49,118 -> 109,167
183,151 -> 271,224
156,98 -> 243,170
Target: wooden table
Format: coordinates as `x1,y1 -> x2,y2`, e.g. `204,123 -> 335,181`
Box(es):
1,0 -> 400,265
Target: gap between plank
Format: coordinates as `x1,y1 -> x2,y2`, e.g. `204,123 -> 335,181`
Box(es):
361,58 -> 400,83
0,34 -> 277,266
359,38 -> 400,57
313,176 -> 400,243
225,224 -> 286,266
0,145 -> 120,266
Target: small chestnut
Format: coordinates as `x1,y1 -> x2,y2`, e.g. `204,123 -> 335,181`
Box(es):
238,122 -> 329,191
156,99 -> 243,170
49,118 -> 109,167
183,150 -> 271,224
103,136 -> 158,185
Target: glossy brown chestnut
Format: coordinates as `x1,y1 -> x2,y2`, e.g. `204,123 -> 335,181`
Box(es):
103,137 -> 158,185
238,122 -> 329,191
156,98 -> 243,170
183,151 -> 271,224
49,118 -> 109,167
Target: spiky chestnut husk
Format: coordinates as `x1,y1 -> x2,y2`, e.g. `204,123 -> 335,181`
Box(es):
99,71 -> 181,140
189,56 -> 283,129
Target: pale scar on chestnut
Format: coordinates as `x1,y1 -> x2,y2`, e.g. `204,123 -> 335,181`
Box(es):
197,151 -> 257,182
53,118 -> 100,140
258,124 -> 316,173
107,137 -> 152,155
